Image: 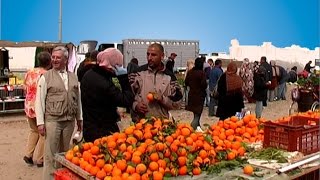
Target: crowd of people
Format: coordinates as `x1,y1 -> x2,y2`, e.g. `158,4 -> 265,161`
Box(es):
23,43 -> 312,179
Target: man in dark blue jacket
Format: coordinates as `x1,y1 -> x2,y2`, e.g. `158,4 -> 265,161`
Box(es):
208,59 -> 223,116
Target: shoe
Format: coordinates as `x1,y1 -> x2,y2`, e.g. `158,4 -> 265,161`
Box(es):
36,163 -> 43,167
23,156 -> 33,165
196,126 -> 204,133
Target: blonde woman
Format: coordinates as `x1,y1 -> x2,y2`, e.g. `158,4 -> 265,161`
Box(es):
184,59 -> 194,105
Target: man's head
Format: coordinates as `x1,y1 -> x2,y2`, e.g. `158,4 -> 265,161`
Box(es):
291,66 -> 297,71
147,43 -> 164,70
37,51 -> 52,69
51,46 -> 68,70
215,59 -> 222,67
170,53 -> 177,60
90,50 -> 99,62
260,56 -> 267,63
207,59 -> 214,66
97,48 -> 123,72
131,58 -> 138,65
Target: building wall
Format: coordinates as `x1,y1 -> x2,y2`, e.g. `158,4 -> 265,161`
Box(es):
229,39 -> 319,70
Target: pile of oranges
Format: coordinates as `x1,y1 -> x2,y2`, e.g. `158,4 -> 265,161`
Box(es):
65,114 -> 265,180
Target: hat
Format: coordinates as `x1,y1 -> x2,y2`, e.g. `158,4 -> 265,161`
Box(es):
171,53 -> 177,57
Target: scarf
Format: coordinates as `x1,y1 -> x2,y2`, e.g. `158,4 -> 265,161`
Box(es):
226,62 -> 243,92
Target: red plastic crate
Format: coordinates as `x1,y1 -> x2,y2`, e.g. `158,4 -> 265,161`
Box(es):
263,115 -> 320,155
54,168 -> 83,180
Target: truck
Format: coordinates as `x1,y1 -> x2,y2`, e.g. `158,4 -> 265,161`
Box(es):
77,39 -> 200,70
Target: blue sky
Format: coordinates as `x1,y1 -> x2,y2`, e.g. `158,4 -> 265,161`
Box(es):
1,0 -> 319,53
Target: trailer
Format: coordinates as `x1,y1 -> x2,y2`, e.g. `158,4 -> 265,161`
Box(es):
91,39 -> 199,69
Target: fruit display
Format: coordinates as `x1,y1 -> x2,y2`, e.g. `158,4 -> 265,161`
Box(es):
64,114 -> 265,180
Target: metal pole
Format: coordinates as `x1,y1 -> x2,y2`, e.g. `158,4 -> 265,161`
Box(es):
58,0 -> 62,42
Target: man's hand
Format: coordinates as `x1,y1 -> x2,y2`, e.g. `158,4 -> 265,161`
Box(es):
135,102 -> 148,114
37,125 -> 46,136
76,120 -> 82,131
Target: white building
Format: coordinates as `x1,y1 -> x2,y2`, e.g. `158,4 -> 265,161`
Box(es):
229,39 -> 319,70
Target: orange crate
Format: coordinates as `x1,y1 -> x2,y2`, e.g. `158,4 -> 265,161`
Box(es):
54,168 -> 83,180
263,116 -> 320,155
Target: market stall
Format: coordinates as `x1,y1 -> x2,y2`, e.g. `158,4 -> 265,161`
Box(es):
54,112 -> 320,180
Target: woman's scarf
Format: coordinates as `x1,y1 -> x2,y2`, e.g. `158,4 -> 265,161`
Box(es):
226,62 -> 243,92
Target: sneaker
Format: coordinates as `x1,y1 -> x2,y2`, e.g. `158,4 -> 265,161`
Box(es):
23,156 -> 33,165
196,126 -> 204,133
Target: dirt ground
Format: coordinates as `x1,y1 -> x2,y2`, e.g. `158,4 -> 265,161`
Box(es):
0,85 -> 296,180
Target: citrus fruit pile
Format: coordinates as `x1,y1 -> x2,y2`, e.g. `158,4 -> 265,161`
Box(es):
65,114 -> 265,180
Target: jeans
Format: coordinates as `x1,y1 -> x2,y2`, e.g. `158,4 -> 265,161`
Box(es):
277,82 -> 286,100
255,101 -> 263,118
208,97 -> 217,116
191,113 -> 201,130
184,86 -> 190,106
204,80 -> 210,106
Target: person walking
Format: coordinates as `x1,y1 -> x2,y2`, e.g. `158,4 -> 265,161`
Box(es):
253,66 -> 270,118
35,46 -> 82,180
183,59 -> 194,106
208,59 -> 223,116
165,52 -> 177,73
260,56 -> 272,106
80,48 -> 134,142
127,58 -> 139,74
185,57 -> 207,130
23,51 -> 51,167
239,58 -> 254,103
216,61 -> 244,120
277,65 -> 288,100
77,50 -> 99,82
129,43 -> 183,122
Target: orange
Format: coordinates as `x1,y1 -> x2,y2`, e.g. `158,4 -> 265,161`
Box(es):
192,167 -> 201,175
96,169 -> 106,179
177,156 -> 187,166
238,147 -> 246,156
90,145 -> 100,155
71,156 -> 80,165
112,167 -> 122,177
116,159 -> 127,171
136,163 -> 147,174
181,127 -> 191,136
153,171 -> 163,180
124,126 -> 135,135
126,165 -> 136,174
227,151 -> 236,160
243,165 -> 254,175
89,166 -> 100,176
150,152 -> 159,162
96,159 -> 105,168
65,150 -> 74,161
178,166 -> 188,175
147,93 -> 154,101
149,161 -> 159,171
103,164 -> 113,174
82,143 -> 91,151
198,150 -> 208,159
132,155 -> 141,164
84,164 -> 92,173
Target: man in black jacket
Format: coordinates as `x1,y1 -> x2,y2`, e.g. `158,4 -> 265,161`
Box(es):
80,48 -> 134,142
260,56 -> 272,106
